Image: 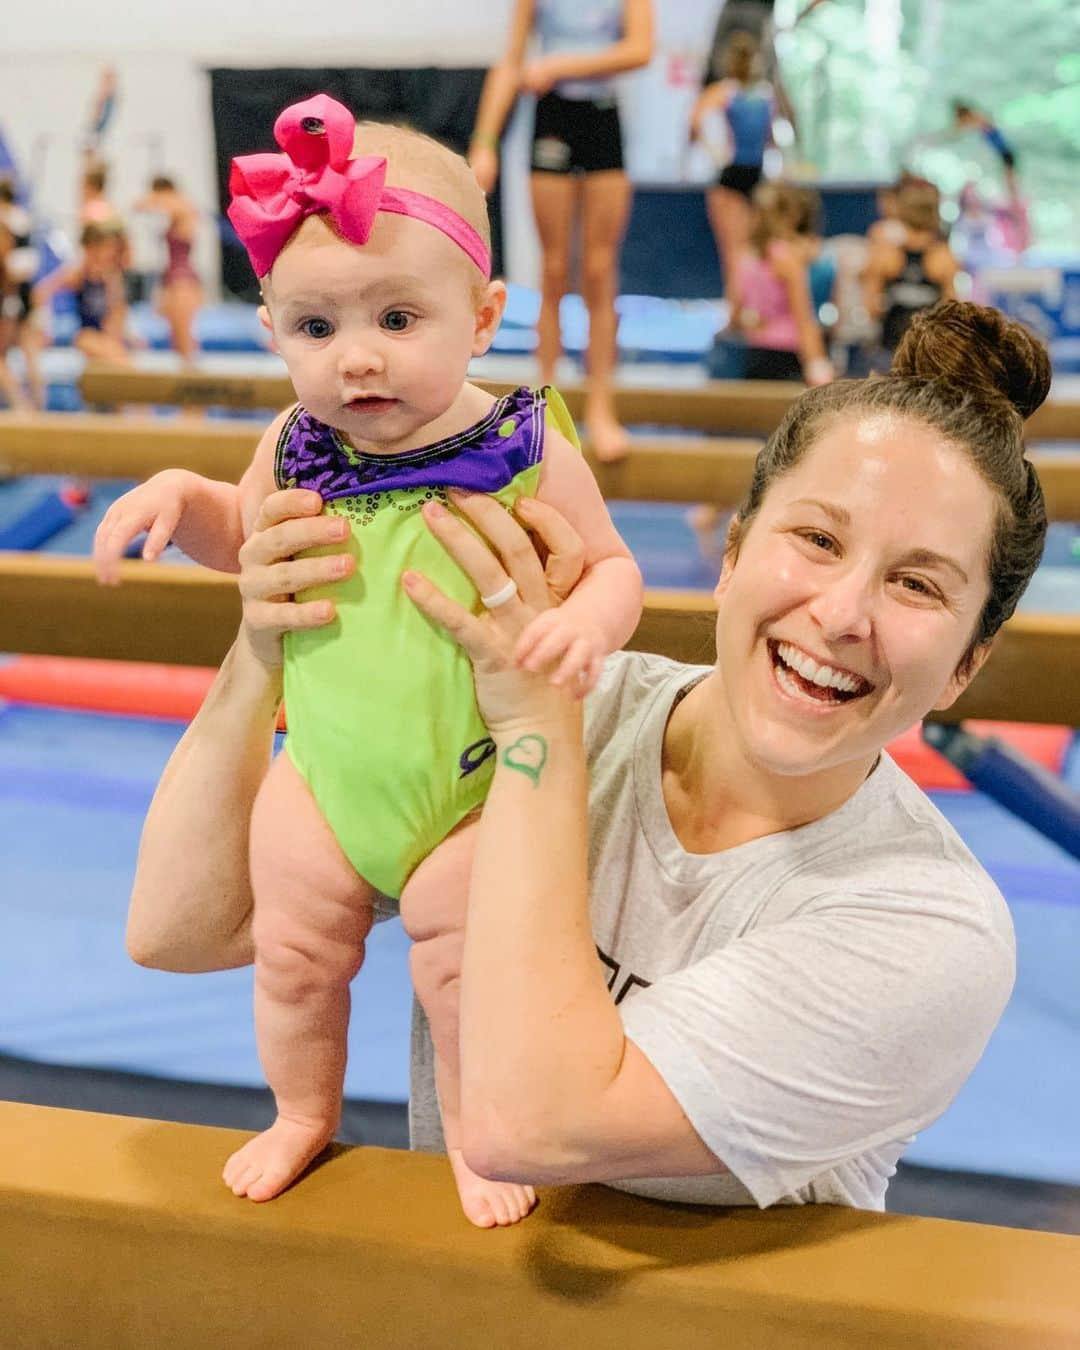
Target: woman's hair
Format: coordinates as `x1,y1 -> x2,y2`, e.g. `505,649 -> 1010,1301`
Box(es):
792,186 -> 821,237
0,178 -> 16,205
721,30 -> 760,83
896,178 -> 941,234
83,163 -> 108,194
728,301 -> 1051,674
80,222 -> 109,248
748,182 -> 804,253
151,175 -> 176,192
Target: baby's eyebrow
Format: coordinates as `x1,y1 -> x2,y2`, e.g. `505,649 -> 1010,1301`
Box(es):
279,276 -> 431,311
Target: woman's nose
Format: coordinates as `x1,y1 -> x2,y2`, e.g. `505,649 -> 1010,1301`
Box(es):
807,568 -> 875,643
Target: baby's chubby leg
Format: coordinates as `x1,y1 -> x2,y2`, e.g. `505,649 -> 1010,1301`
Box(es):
401,819 -> 537,1228
223,751 -> 376,1202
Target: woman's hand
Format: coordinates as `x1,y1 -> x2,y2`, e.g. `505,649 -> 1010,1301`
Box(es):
402,491 -> 587,735
520,58 -> 560,96
468,143 -> 499,195
237,488 -> 354,670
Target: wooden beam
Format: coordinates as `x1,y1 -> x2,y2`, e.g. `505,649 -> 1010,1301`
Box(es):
0,411 -> 260,481
6,1102 -> 1079,1350
80,364 -> 296,410
78,365 -> 1080,440
4,412 -> 1078,519
1,554 -> 1076,723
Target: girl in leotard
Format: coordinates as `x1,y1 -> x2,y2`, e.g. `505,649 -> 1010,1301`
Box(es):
133,175 -> 202,365
94,95 -> 643,1228
468,0 -> 654,462
33,221 -> 131,365
733,183 -> 832,383
863,178 -> 958,365
690,182 -> 831,562
690,29 -> 775,307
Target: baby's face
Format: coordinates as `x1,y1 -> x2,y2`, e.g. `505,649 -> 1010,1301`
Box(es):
263,214 -> 492,450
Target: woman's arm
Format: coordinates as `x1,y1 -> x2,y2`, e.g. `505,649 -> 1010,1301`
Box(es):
406,494 -> 724,1184
688,80 -> 732,141
929,244 -> 959,300
773,243 -> 830,377
31,262 -> 80,308
125,489 -> 355,970
522,0 -> 654,92
468,0 -> 536,190
126,634 -> 278,971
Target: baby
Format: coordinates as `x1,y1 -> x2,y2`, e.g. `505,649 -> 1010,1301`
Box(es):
94,95 -> 644,1227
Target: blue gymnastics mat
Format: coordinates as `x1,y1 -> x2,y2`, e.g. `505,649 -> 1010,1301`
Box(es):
0,698 -> 1077,1184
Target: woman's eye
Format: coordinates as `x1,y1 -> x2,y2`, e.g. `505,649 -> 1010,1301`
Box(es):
299,317 -> 333,339
799,530 -> 835,552
898,575 -> 938,598
382,310 -> 414,332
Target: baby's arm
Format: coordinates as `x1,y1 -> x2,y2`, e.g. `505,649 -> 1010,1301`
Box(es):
93,406 -> 289,584
514,427 -> 643,690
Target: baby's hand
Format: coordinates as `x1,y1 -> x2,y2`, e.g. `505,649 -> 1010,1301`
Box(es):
93,468 -> 192,585
513,608 -> 606,698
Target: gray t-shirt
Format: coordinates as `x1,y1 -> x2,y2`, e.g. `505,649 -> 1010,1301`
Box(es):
409,650 -> 1016,1211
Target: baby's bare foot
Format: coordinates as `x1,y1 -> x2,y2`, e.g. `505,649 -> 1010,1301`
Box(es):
222,1115 -> 335,1202
585,410 -> 631,464
448,1148 -> 537,1228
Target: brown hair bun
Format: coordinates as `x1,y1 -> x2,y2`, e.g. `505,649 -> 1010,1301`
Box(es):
892,300 -> 1052,421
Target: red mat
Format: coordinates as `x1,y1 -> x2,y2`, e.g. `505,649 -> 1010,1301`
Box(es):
0,655 -> 1072,789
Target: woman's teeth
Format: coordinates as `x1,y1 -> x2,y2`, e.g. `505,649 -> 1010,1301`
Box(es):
772,641 -> 871,703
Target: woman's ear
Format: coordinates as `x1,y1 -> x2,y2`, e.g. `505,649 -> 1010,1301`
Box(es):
932,639 -> 994,713
472,279 -> 507,356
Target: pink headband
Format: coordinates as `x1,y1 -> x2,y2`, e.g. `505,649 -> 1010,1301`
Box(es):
226,93 -> 491,279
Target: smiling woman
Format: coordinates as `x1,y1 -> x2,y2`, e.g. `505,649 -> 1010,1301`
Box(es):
126,300 -> 1053,1219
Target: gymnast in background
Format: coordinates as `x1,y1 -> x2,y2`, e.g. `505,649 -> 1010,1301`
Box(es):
468,0 -> 655,462
133,176 -> 203,365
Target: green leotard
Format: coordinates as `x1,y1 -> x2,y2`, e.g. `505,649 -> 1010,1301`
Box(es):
275,386 -> 578,897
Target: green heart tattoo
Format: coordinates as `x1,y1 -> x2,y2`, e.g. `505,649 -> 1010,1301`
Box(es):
501,734 -> 548,786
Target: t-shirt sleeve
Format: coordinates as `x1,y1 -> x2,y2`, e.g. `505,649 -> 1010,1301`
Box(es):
617,894 -> 1015,1208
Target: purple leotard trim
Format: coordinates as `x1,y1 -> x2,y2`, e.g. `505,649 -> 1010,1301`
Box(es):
274,386 -> 545,500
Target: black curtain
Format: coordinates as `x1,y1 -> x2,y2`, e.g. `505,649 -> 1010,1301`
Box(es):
209,67 -> 500,301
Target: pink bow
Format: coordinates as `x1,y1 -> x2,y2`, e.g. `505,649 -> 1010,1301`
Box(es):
226,93 -> 491,280
227,95 -> 387,277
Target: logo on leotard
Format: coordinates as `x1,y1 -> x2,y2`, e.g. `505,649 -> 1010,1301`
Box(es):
459,736 -> 496,778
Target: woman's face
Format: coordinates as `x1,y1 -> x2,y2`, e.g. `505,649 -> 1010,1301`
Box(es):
712,413 -> 998,779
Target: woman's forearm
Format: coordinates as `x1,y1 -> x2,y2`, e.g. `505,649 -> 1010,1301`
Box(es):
471,63 -> 523,145
540,38 -> 652,85
458,706 -> 626,1177
126,636 -> 280,972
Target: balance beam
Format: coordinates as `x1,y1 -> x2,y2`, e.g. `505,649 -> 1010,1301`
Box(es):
4,413 -> 1079,519
77,364 -> 1080,440
0,554 -> 1075,725
3,1102 -> 1078,1350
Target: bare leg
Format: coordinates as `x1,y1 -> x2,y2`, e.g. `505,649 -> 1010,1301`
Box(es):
222,751 -> 376,1202
160,278 -> 202,366
0,352 -> 29,410
529,172 -> 577,387
19,324 -> 46,409
706,185 -> 752,317
580,171 -> 633,462
74,328 -> 133,366
401,817 -> 537,1228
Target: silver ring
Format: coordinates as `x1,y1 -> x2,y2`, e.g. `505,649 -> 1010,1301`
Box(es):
480,578 -> 518,610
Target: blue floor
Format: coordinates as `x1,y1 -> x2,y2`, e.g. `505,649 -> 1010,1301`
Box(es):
1,699 -> 1077,1184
